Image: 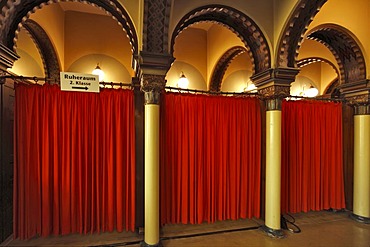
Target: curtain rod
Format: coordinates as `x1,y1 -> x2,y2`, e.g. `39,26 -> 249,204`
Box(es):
0,75 -> 136,87
285,95 -> 345,102
164,86 -> 258,96
0,75 -> 55,82
1,75 -> 345,102
165,86 -> 345,102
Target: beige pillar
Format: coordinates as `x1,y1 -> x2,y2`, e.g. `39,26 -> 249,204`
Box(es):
250,68 -> 299,238
141,75 -> 164,246
352,106 -> 370,223
144,102 -> 160,245
260,98 -> 285,238
265,110 -> 282,229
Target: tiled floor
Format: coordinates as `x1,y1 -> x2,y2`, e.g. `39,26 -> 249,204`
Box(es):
3,211 -> 370,246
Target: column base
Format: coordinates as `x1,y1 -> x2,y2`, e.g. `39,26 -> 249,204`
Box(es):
141,241 -> 162,247
350,213 -> 370,224
260,225 -> 286,239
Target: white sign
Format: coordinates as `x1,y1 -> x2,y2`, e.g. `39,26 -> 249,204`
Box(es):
60,72 -> 100,93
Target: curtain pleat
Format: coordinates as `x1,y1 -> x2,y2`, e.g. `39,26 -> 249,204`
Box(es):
160,93 -> 261,225
281,100 -> 345,213
14,84 -> 135,240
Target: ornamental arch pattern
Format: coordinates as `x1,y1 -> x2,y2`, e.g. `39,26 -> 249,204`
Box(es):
277,0 -> 327,68
0,0 -> 138,55
23,19 -> 61,82
209,46 -> 247,92
171,5 -> 271,77
306,24 -> 366,84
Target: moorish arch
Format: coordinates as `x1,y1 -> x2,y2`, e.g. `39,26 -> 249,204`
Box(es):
276,0 -> 328,68
22,19 -> 61,82
306,24 -> 366,84
297,57 -> 340,95
209,46 -> 247,92
171,5 -> 271,79
0,0 -> 138,56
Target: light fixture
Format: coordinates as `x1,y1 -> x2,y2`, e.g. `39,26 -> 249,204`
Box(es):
177,72 -> 189,89
243,80 -> 257,93
305,85 -> 319,97
92,63 -> 105,82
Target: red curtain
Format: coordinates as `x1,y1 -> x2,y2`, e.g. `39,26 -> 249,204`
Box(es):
160,93 -> 261,225
281,100 -> 345,213
14,84 -> 136,240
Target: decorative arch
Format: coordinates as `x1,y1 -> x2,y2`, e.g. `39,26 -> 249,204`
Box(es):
277,0 -> 327,68
23,19 -> 60,82
209,46 -> 246,92
171,5 -> 271,76
297,57 -> 339,95
0,0 -> 138,55
306,24 -> 366,84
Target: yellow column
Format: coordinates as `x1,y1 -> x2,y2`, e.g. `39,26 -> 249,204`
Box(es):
258,97 -> 286,238
260,100 -> 285,238
144,103 -> 160,245
265,110 -> 282,230
352,112 -> 370,222
250,68 -> 299,238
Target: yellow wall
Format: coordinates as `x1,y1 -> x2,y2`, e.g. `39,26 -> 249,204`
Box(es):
171,23 -> 249,90
173,27 -> 208,82
222,70 -> 253,92
223,52 -> 253,80
166,61 -> 207,90
298,63 -> 321,92
207,24 -> 244,89
273,0 -> 299,66
30,3 -> 65,71
321,63 -> 338,94
118,0 -> 143,50
10,49 -> 44,77
68,54 -> 132,83
64,11 -> 134,76
298,39 -> 338,71
10,28 -> 44,77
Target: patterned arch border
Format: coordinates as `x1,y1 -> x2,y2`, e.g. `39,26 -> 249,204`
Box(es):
297,57 -> 339,94
23,19 -> 61,82
170,4 -> 271,75
0,0 -> 138,55
209,46 -> 246,92
306,24 -> 366,84
277,0 -> 327,68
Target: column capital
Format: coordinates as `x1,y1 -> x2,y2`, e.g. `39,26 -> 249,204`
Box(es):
141,74 -> 166,105
136,51 -> 174,77
340,79 -> 370,114
258,85 -> 291,100
340,79 -> 370,97
0,44 -> 19,71
251,68 -> 299,111
136,51 -> 173,105
353,105 -> 370,115
250,67 -> 300,91
259,85 -> 290,111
